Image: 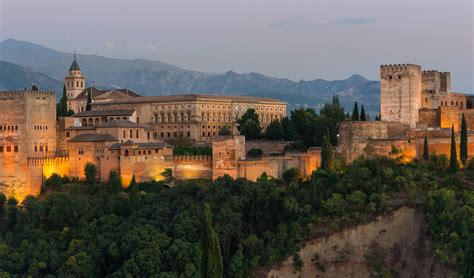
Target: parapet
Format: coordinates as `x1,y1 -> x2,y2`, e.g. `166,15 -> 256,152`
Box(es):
380,63 -> 421,73
0,90 -> 56,98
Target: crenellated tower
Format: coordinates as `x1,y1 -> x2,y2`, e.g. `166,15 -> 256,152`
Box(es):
64,52 -> 85,110
380,64 -> 422,128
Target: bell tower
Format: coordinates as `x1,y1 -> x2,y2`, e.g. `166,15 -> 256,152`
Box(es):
64,51 -> 85,101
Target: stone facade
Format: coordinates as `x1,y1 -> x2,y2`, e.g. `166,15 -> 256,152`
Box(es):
339,63 -> 473,164
0,90 -> 57,200
91,94 -> 287,142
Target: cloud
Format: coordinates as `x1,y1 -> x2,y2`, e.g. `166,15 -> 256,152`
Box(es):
268,18 -> 308,29
105,41 -> 116,50
330,17 -> 376,25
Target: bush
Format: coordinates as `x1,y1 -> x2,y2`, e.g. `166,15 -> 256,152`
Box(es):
282,168 -> 299,183
247,148 -> 263,158
84,162 -> 97,185
44,173 -> 63,190
292,253 -> 303,271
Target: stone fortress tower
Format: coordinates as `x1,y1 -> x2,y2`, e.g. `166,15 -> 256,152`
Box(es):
64,52 -> 85,111
421,70 -> 451,109
380,64 -> 422,128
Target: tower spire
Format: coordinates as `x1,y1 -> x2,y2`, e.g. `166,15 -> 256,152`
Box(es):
74,50 -> 76,60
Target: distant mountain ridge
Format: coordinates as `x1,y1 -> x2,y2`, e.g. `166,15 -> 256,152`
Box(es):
0,39 -> 380,112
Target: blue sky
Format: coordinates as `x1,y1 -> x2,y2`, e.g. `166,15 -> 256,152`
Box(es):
1,0 -> 473,93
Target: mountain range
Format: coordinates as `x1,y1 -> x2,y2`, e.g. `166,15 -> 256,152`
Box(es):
0,39 -> 380,113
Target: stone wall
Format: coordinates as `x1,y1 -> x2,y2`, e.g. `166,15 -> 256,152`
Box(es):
418,109 -> 440,128
337,121 -> 389,162
212,136 -> 246,180
245,140 -> 293,155
380,64 -> 422,128
238,148 -> 321,181
0,91 -> 56,200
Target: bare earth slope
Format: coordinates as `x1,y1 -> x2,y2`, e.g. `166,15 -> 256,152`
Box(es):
262,207 -> 453,277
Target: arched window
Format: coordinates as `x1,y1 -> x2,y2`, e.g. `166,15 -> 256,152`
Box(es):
124,150 -> 129,156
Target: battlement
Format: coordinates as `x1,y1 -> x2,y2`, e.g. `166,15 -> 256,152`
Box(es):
380,64 -> 421,73
164,154 -> 212,162
27,155 -> 69,165
0,90 -> 56,98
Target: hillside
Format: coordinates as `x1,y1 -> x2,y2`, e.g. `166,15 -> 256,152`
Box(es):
0,39 -> 380,112
0,61 -> 62,93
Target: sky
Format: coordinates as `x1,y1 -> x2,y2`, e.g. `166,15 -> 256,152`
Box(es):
1,0 -> 473,93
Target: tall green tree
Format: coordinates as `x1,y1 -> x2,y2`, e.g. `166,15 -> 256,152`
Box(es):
423,136 -> 429,161
238,108 -> 261,140
265,119 -> 284,140
320,129 -> 332,171
309,172 -> 318,208
129,175 -> 141,211
360,105 -> 366,121
85,90 -> 93,111
84,162 -> 97,185
449,125 -> 459,174
58,84 -> 68,116
460,114 -> 468,166
351,102 -> 359,121
201,204 -> 223,278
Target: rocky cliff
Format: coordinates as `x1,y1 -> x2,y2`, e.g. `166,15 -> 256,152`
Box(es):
262,207 -> 453,277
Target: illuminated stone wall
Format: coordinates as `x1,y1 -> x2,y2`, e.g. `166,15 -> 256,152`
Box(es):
92,95 -> 286,142
0,91 -> 56,200
380,64 -> 422,128
245,140 -> 293,155
212,136 -> 246,180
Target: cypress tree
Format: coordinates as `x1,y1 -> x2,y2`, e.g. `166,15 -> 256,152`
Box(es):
59,84 -> 68,116
129,175 -> 141,211
309,171 -> 318,208
201,204 -> 223,278
321,130 -> 332,171
423,136 -> 429,161
460,114 -> 468,166
86,90 -> 93,111
449,125 -> 459,174
360,105 -> 366,121
351,102 -> 359,121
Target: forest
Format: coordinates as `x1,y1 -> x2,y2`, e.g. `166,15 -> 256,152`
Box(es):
0,154 -> 473,277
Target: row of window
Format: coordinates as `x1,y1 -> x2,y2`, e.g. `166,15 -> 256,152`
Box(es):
67,81 -> 84,88
0,145 -> 19,153
34,145 -> 49,152
0,125 -> 18,131
123,129 -> 141,139
441,100 -> 464,108
33,125 -> 48,130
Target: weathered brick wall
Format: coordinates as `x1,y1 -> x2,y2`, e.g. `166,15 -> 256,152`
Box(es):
380,64 -> 422,127
418,109 -> 440,128
212,136 -> 245,180
245,140 -> 293,155
337,121 -> 390,162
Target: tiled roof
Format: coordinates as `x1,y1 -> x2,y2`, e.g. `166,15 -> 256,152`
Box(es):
93,94 -> 286,105
73,109 -> 135,117
69,59 -> 80,71
97,120 -> 145,128
69,133 -> 118,142
108,141 -> 170,150
75,87 -> 141,100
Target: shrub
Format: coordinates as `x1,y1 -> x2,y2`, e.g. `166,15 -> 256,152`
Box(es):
247,148 -> 263,158
282,168 -> 299,183
292,253 -> 303,271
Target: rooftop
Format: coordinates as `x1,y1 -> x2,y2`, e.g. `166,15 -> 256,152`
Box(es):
75,87 -> 141,100
93,94 -> 286,105
108,140 -> 170,150
73,109 -> 135,117
68,133 -> 118,142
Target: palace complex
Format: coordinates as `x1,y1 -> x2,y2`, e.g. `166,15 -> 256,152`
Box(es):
1,59 -> 473,201
338,64 -> 474,163
0,57 -> 318,200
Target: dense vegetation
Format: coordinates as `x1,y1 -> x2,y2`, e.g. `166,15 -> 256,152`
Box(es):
0,155 -> 472,277
238,96 -> 346,150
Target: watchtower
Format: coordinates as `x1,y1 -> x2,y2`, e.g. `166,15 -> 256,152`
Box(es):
64,52 -> 85,108
380,64 -> 422,128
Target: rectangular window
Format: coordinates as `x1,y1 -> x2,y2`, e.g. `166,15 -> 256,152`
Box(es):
123,130 -> 126,138
0,146 -> 3,152
136,130 -> 139,138
130,130 -> 133,138
7,146 -> 11,152
187,132 -> 190,138
39,146 -> 43,152
147,132 -> 150,139
66,132 -> 70,138
14,146 -> 18,152
137,117 -> 140,123
167,132 -> 170,138
160,132 -> 164,138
